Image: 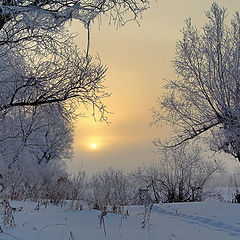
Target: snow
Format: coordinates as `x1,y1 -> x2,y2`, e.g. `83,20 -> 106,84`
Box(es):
1,200 -> 240,240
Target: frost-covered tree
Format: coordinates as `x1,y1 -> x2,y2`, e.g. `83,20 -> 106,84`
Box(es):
152,3 -> 240,162
0,106 -> 72,167
0,0 -> 150,199
0,0 -> 150,118
132,145 -> 222,203
0,41 -> 109,121
90,168 -> 133,211
0,0 -> 149,33
0,0 -> 149,51
0,104 -> 72,199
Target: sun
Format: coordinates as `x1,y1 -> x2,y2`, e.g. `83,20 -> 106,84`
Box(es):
86,137 -> 102,151
90,143 -> 97,150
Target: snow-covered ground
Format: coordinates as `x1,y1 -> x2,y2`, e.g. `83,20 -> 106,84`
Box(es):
1,200 -> 240,240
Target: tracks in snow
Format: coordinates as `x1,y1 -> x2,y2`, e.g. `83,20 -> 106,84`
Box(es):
152,205 -> 240,237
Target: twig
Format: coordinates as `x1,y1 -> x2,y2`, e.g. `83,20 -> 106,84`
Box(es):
99,209 -> 107,236
0,232 -> 21,240
39,223 -> 75,240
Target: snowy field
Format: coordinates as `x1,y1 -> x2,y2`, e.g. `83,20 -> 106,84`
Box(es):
1,200 -> 240,240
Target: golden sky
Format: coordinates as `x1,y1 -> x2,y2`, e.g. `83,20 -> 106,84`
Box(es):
69,0 -> 240,175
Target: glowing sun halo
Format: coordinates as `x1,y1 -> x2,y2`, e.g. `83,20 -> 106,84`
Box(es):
90,143 -> 97,150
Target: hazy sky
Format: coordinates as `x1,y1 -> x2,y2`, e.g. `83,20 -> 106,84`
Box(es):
68,0 -> 240,175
